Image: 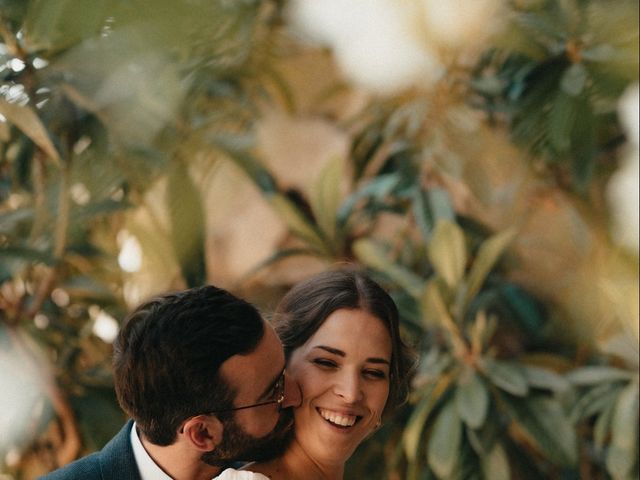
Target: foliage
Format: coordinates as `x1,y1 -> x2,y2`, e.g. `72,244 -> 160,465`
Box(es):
0,0 -> 637,479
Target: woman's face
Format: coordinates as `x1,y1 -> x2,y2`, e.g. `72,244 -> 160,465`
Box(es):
287,308 -> 392,465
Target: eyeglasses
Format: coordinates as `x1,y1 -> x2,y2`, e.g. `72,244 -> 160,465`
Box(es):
206,369 -> 286,414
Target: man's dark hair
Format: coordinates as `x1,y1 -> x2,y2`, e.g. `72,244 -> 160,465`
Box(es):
113,285 -> 264,445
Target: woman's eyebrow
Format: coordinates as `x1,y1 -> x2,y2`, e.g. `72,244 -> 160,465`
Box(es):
313,345 -> 390,365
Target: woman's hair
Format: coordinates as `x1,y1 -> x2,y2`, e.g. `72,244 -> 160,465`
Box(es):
272,268 -> 415,417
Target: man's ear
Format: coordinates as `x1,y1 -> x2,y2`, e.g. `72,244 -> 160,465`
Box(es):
181,415 -> 223,452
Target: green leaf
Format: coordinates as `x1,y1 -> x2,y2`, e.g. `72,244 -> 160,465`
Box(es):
427,220 -> 466,289
606,381 -> 639,479
427,400 -> 462,479
309,156 -> 343,243
566,366 -> 634,386
549,91 -> 577,152
569,382 -> 623,423
560,63 -> 588,96
0,245 -> 54,265
481,443 -> 510,480
455,369 -> 490,429
0,99 -> 61,166
269,194 -> 328,256
167,161 -> 206,287
503,395 -> 578,467
463,228 -> 516,311
481,358 -> 529,397
353,239 -> 424,298
593,399 -> 616,451
336,173 -> 400,227
522,365 -> 571,393
412,187 -> 454,242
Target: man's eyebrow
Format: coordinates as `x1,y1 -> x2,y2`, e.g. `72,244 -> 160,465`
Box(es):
313,345 -> 390,365
258,367 -> 284,400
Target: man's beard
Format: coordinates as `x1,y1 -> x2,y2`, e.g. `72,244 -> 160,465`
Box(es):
201,408 -> 295,467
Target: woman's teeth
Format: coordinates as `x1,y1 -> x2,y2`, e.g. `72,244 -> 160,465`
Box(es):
318,408 -> 358,427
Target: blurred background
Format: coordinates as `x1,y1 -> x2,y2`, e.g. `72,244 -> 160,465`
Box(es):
0,0 -> 637,478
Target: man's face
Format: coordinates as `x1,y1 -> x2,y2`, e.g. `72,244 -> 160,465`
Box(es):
202,321 -> 300,465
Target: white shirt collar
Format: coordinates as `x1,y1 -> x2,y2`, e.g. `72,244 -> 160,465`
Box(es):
130,422 -> 174,480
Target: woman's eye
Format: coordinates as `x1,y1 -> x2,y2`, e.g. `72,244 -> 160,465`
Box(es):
312,358 -> 337,368
364,369 -> 387,379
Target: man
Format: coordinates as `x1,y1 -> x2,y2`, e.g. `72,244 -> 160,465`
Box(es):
41,285 -> 301,480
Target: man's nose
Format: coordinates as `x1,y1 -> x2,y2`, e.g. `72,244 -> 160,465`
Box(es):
282,373 -> 302,408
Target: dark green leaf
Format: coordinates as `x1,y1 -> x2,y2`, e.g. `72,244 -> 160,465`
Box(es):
566,366 -> 634,385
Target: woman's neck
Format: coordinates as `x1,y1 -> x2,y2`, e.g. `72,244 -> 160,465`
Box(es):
251,439 -> 345,480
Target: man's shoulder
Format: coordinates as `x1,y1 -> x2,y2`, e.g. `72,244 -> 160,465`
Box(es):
38,421 -> 139,480
38,451 -> 103,480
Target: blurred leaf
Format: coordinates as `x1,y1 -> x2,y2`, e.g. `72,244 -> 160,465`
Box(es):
455,369 -> 490,429
481,357 -> 529,397
549,91 -> 576,152
0,208 -> 34,234
353,239 -> 424,298
463,228 -> 516,311
72,198 -> 130,223
569,382 -> 623,423
594,399 -> 616,451
403,393 -> 432,463
269,194 -> 328,255
566,366 -> 634,386
24,0 -> 109,53
309,156 -> 343,243
481,443 -> 510,480
522,365 -> 571,393
336,173 -> 400,227
427,400 -> 462,479
213,140 -> 278,194
167,161 -> 206,287
427,220 -> 466,290
412,187 -> 454,242
0,245 -> 54,265
560,63 -> 588,97
606,381 -> 639,478
504,395 -> 578,467
0,99 -> 61,166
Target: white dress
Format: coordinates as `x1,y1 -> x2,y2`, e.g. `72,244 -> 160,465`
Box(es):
214,468 -> 269,479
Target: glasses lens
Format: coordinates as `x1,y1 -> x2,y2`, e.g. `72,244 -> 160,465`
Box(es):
276,371 -> 286,403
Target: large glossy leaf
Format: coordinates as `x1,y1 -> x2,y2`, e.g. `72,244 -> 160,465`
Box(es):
481,358 -> 529,397
309,156 -> 343,243
336,173 -> 400,227
427,400 -> 462,479
606,381 -> 639,479
412,187 -> 454,242
569,382 -> 624,423
503,395 -> 578,467
0,99 -> 61,165
455,369 -> 490,429
353,239 -> 424,298
463,228 -> 516,311
427,220 -> 466,290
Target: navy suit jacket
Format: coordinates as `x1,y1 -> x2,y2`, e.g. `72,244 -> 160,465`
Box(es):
39,420 -> 141,480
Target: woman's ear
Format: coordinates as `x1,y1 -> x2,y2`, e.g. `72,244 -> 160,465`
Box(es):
181,415 -> 224,452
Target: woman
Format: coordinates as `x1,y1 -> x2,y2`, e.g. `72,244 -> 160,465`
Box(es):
234,268 -> 415,479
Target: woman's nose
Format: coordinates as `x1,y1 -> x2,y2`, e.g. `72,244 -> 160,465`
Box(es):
282,373 -> 302,408
333,372 -> 363,403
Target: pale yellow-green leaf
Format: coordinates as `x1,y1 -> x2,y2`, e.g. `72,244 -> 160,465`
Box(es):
463,227 -> 516,310
427,400 -> 462,479
427,220 -> 466,289
402,395 -> 432,463
420,279 -> 450,330
482,443 -> 510,480
353,239 -> 424,298
309,155 -> 343,243
606,381 -> 639,478
269,194 -> 327,255
0,99 -> 60,165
